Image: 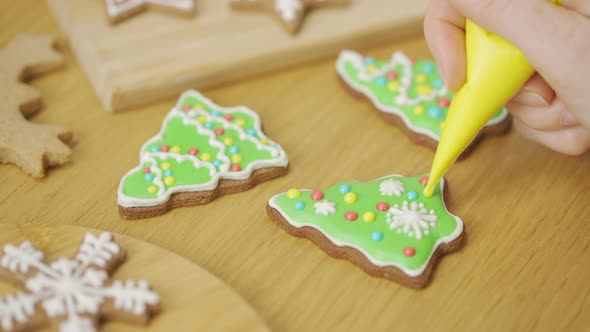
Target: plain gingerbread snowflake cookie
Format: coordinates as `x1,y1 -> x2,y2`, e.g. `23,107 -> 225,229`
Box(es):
267,174 -> 465,288
118,90 -> 288,219
0,232 -> 160,332
336,50 -> 511,155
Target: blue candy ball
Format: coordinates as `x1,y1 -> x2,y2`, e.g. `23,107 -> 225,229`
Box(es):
339,184 -> 351,194
422,63 -> 435,74
406,191 -> 418,200
428,106 -> 444,119
375,77 -> 388,86
371,231 -> 384,242
150,146 -> 160,152
229,146 -> 240,154
144,173 -> 155,181
213,160 -> 223,167
164,170 -> 173,177
432,79 -> 443,89
364,57 -> 376,65
211,110 -> 222,117
246,129 -> 257,136
294,201 -> 305,210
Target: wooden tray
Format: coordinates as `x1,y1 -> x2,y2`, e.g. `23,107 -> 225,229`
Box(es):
46,0 -> 426,112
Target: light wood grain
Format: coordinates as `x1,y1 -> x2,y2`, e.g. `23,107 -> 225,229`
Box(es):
1,1 -> 590,331
45,0 -> 426,112
0,224 -> 269,332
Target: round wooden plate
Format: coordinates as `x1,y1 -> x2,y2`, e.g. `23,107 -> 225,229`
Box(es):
0,224 -> 269,332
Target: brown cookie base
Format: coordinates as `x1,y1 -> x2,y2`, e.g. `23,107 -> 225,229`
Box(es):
119,166 -> 288,219
339,76 -> 512,159
266,181 -> 465,289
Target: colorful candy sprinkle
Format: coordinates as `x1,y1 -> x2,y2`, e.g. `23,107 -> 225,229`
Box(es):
375,77 -> 388,86
260,138 -> 270,145
417,85 -> 432,96
150,146 -> 160,152
438,97 -> 451,108
164,176 -> 175,186
432,79 -> 443,89
376,202 -> 390,211
214,128 -> 225,136
161,162 -> 172,171
413,105 -> 425,115
386,71 -> 398,80
235,119 -> 246,127
229,146 -> 240,154
344,192 -> 357,204
246,129 -> 257,136
415,74 -> 427,83
231,154 -> 242,164
144,173 -> 155,181
294,201 -> 305,210
231,164 -> 241,172
362,211 -> 375,223
147,185 -> 158,193
211,110 -> 222,117
403,247 -> 416,257
197,116 -> 207,123
406,191 -> 418,200
204,122 -> 214,129
428,106 -> 444,119
371,231 -> 383,242
213,160 -> 222,168
419,176 -> 429,186
143,167 -> 151,174
223,137 -> 234,146
287,189 -> 301,199
339,184 -> 351,194
344,211 -> 358,221
422,63 -> 435,74
161,145 -> 170,152
364,56 -> 376,65
164,170 -> 173,177
189,147 -> 199,155
183,104 -> 191,111
311,191 -> 324,201
200,153 -> 212,162
388,81 -> 400,92
170,146 -> 181,153
223,114 -> 234,121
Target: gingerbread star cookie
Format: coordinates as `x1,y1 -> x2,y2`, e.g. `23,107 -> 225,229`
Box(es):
0,34 -> 73,178
104,0 -> 196,24
0,232 -> 160,332
267,174 -> 465,288
231,0 -> 350,34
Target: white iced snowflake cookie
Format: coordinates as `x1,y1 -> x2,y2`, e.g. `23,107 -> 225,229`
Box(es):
0,232 -> 160,332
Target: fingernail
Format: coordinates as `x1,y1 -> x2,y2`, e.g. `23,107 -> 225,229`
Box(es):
513,89 -> 550,106
560,111 -> 578,126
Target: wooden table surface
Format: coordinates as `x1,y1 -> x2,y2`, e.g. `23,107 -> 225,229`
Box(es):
2,2 -> 590,331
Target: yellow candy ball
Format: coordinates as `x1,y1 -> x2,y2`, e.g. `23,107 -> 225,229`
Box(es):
223,137 -> 234,146
147,185 -> 158,194
260,137 -> 270,145
344,192 -> 357,204
161,162 -> 172,171
287,189 -> 301,199
194,104 -> 204,110
170,146 -> 181,153
363,211 -> 376,223
415,74 -> 428,83
413,105 -> 425,115
234,119 -> 246,128
164,176 -> 175,186
231,154 -> 242,163
388,81 -> 400,92
417,85 -> 433,96
200,153 -> 212,162
197,116 -> 207,123
367,65 -> 377,73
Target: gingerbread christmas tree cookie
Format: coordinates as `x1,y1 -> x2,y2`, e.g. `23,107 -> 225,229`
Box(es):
118,90 -> 288,219
267,175 -> 464,288
104,0 -> 196,24
231,0 -> 349,34
0,232 -> 160,332
336,50 -> 511,154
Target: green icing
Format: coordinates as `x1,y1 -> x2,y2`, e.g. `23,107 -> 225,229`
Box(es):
119,90 -> 286,206
270,175 -> 463,274
339,51 -> 507,139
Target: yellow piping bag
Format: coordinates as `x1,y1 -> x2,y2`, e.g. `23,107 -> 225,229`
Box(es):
423,19 -> 536,197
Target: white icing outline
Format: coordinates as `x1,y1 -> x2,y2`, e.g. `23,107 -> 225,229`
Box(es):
0,232 -> 160,332
336,50 -> 509,141
118,90 -> 288,208
105,0 -> 194,17
268,175 -> 464,278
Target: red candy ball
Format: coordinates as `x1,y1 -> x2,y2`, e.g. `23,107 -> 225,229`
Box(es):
214,128 -> 225,136
437,98 -> 451,108
403,247 -> 416,257
143,167 -> 151,174
410,56 -> 418,64
376,202 -> 389,211
189,147 -> 199,155
344,211 -> 358,221
231,164 -> 241,172
161,145 -> 170,152
386,71 -> 399,80
223,114 -> 234,121
419,176 -> 429,186
310,191 -> 324,201
183,105 -> 191,111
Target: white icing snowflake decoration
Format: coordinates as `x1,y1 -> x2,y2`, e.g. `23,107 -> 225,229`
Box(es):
379,179 -> 405,197
314,200 -> 336,216
0,232 -> 160,332
275,0 -> 302,21
386,201 -> 438,240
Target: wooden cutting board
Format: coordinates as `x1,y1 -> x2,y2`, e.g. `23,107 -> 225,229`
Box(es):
0,224 -> 269,332
45,0 -> 426,112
